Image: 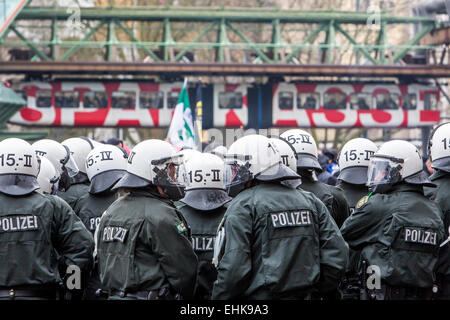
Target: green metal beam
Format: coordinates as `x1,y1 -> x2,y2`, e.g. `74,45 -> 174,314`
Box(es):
271,19 -> 281,62
61,21 -> 106,61
162,18 -> 174,62
50,17 -> 58,60
216,18 -> 229,62
106,20 -> 117,61
17,7 -> 436,24
115,20 -> 161,62
335,23 -> 378,65
392,23 -> 435,63
326,20 -> 335,64
9,25 -> 50,61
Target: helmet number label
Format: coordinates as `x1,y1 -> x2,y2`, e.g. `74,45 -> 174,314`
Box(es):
442,138 -> 449,150
344,149 -> 375,162
286,134 -> 312,145
187,169 -> 221,183
0,153 -> 33,168
87,151 -> 114,168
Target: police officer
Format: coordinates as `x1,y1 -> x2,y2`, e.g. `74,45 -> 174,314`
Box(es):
32,139 -> 80,200
337,138 -> 378,214
0,138 -> 94,300
211,135 -> 349,300
96,139 -> 198,300
73,144 -> 128,300
335,137 -> 378,300
280,129 -> 350,228
177,153 -> 232,300
60,137 -> 98,208
340,140 -> 445,300
425,122 -> 450,300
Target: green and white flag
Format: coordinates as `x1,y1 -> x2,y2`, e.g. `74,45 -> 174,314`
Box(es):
167,79 -> 195,150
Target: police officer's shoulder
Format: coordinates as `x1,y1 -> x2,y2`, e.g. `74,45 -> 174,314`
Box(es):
43,192 -> 74,212
354,192 -> 380,211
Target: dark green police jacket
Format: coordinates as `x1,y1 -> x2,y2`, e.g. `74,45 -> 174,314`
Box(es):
0,191 -> 94,287
336,181 -> 369,215
177,202 -> 227,300
58,182 -> 90,210
211,182 -> 349,300
299,176 -> 350,228
424,170 -> 450,296
340,183 -> 445,288
96,188 -> 198,298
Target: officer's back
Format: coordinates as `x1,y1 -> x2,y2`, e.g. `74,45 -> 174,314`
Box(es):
0,138 -> 94,300
212,135 -> 348,300
96,139 -> 198,300
176,152 -> 232,300
341,140 -> 445,300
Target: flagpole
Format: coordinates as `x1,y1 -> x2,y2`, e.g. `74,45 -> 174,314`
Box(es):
194,80 -> 203,152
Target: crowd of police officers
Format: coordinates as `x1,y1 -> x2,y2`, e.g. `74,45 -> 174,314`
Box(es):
0,122 -> 449,301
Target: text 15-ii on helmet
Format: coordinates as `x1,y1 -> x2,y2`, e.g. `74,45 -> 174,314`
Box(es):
180,153 -> 232,211
86,144 -> 128,194
112,139 -> 187,200
0,138 -> 40,196
367,140 -> 434,194
337,138 -> 378,185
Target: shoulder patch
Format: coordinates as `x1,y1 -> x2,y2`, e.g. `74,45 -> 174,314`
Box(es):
356,195 -> 370,209
176,221 -> 187,234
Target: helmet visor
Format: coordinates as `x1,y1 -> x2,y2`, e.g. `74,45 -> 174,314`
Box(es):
50,173 -> 60,195
61,146 -> 79,178
224,160 -> 252,189
151,155 -> 187,200
367,157 -> 400,187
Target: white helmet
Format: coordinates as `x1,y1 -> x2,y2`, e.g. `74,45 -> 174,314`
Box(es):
62,137 -> 96,174
179,148 -> 202,163
32,139 -> 79,192
36,157 -> 60,195
429,122 -> 450,172
280,129 -> 322,171
210,145 -> 228,159
224,134 -> 299,196
113,139 -> 187,200
0,138 -> 40,195
269,137 -> 298,172
338,138 -> 378,185
86,144 -> 128,194
367,140 -> 433,193
180,153 -> 232,211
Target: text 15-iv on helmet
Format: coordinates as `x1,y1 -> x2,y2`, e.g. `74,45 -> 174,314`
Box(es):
86,144 -> 128,194
32,139 -> 79,192
367,140 -> 434,194
428,122 -> 450,172
180,153 -> 232,211
280,129 -> 322,172
338,138 -> 378,185
0,138 -> 40,196
224,134 -> 299,197
112,139 -> 187,200
36,156 -> 60,195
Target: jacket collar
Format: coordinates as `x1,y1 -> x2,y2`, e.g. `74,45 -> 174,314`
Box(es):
390,183 -> 424,194
429,169 -> 449,181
